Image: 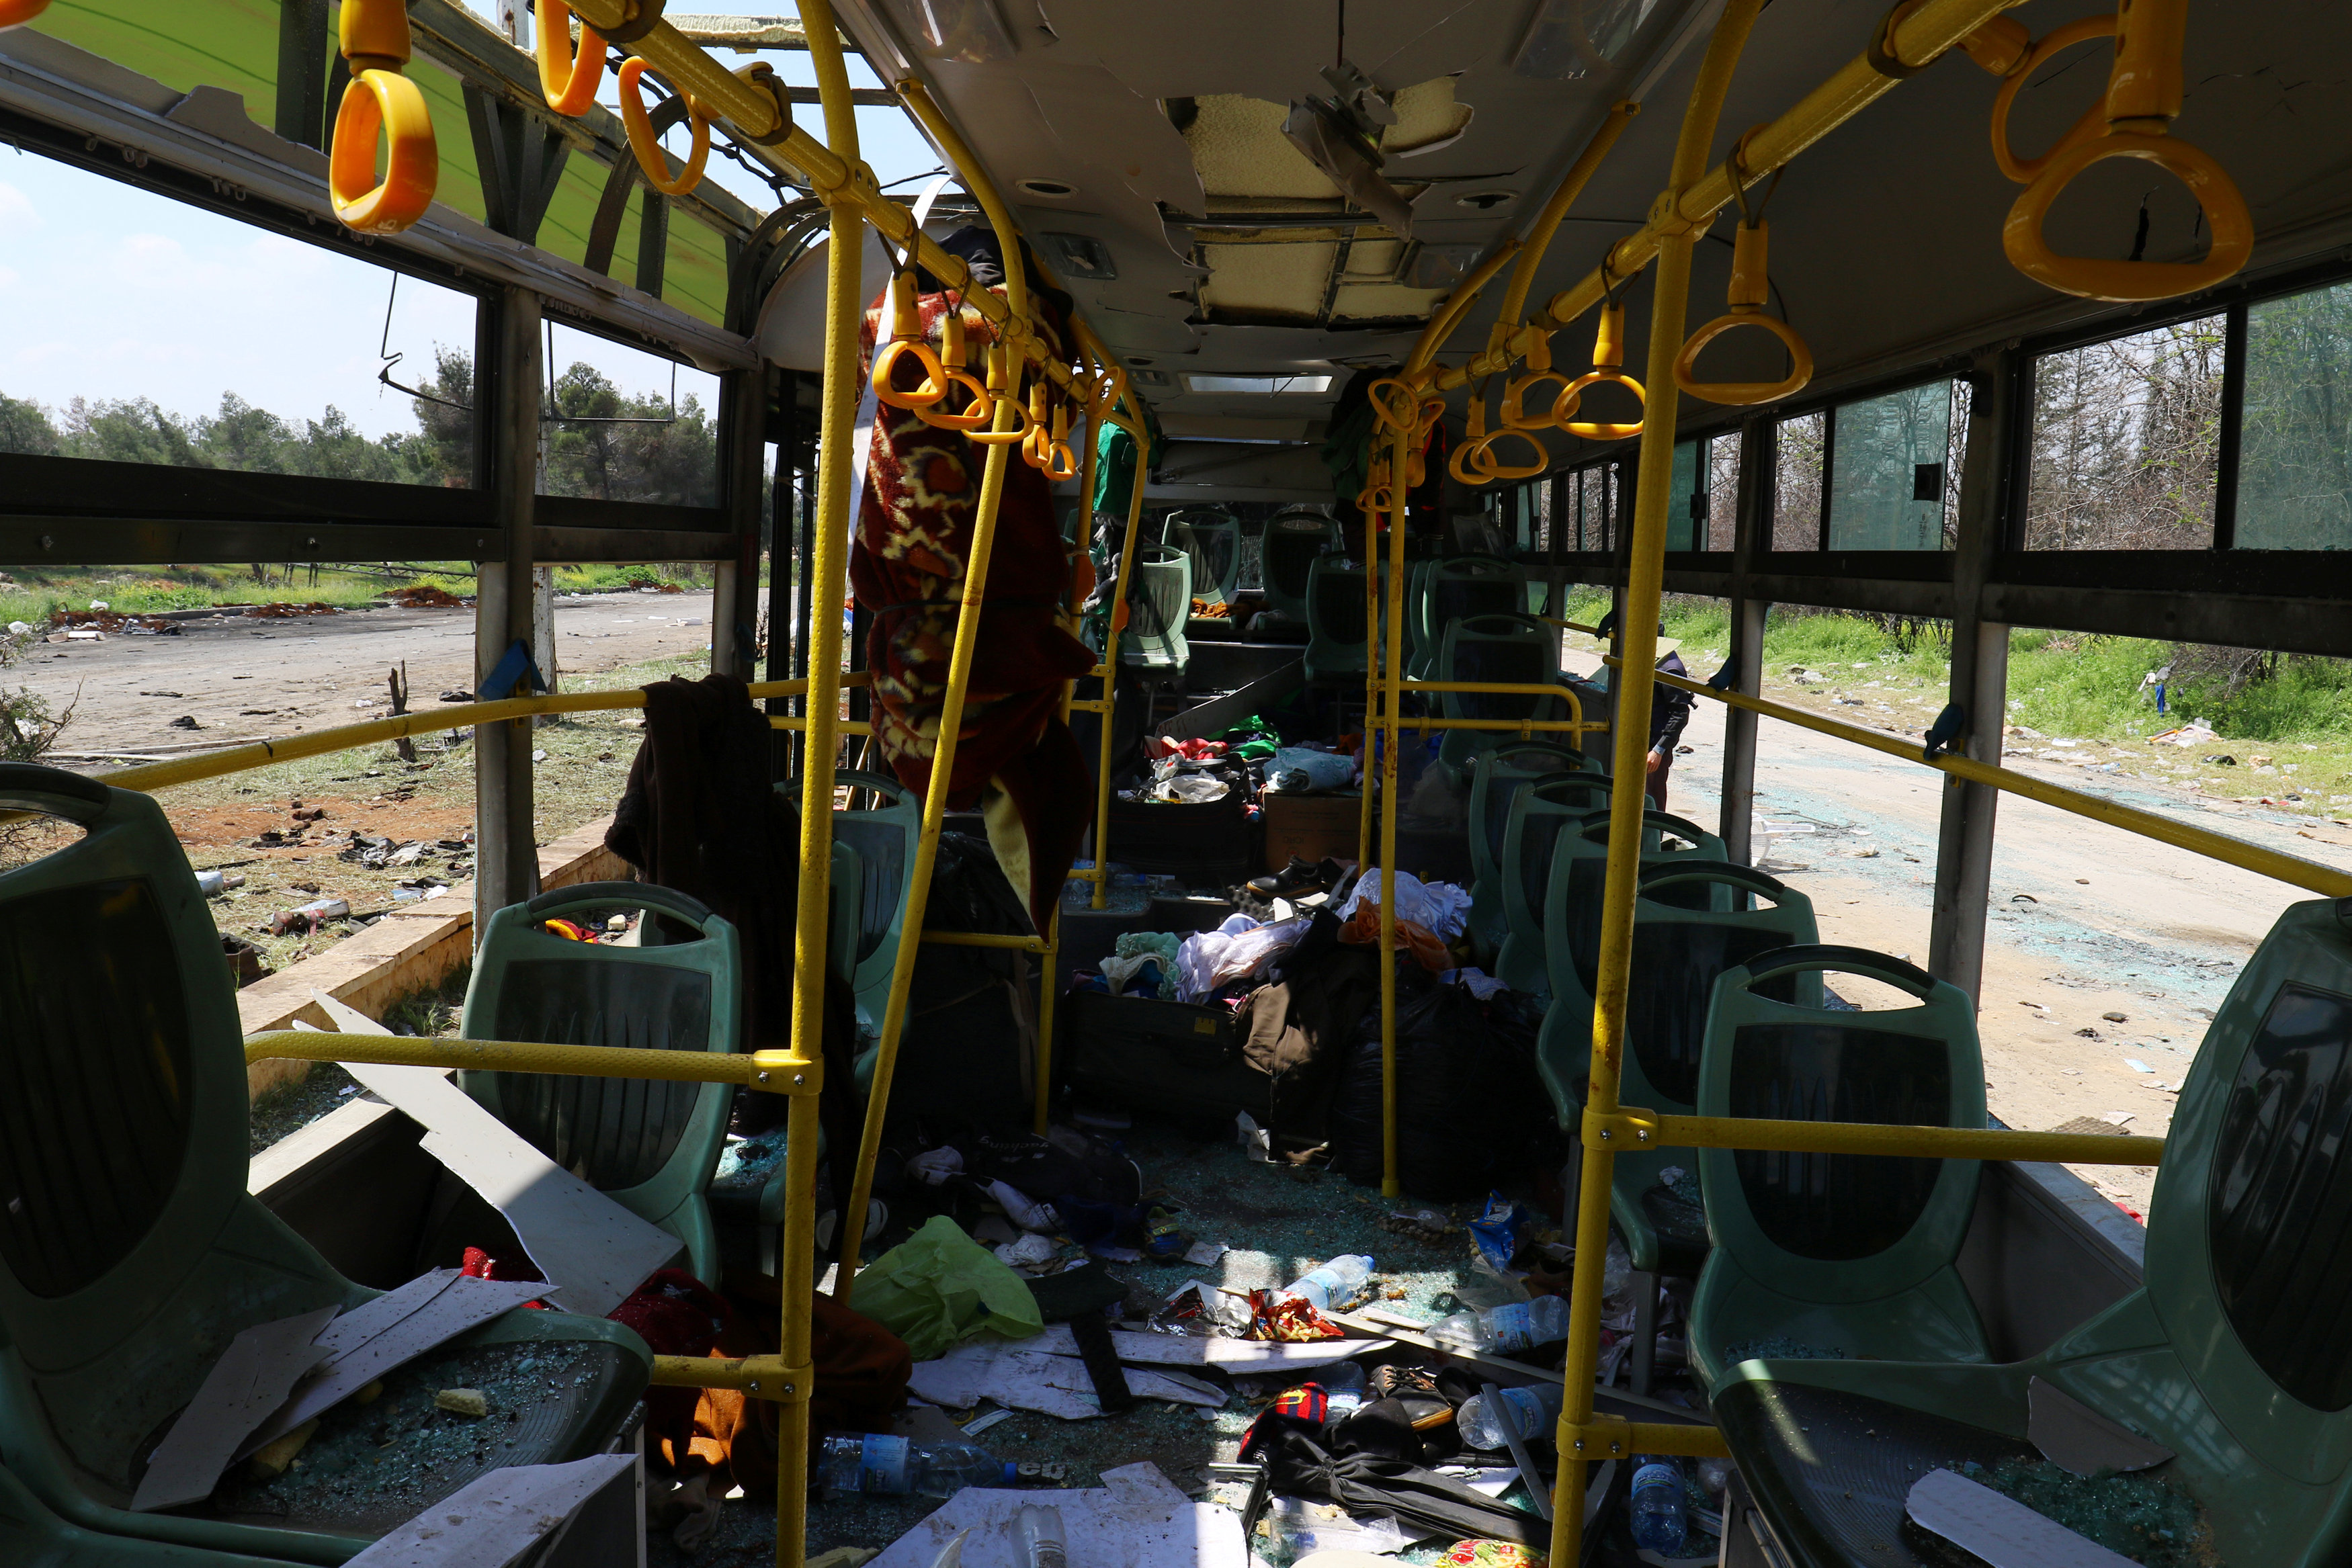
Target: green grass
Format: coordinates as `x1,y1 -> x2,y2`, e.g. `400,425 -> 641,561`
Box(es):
0,561 -> 724,630
1560,590 -> 2352,816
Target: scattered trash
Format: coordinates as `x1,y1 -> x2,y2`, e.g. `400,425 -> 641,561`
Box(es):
270,898 -> 349,935
865,1461 -> 1243,1567
432,1387 -> 487,1418
384,584 -> 467,609
245,601 -> 341,618
2103,1011 -> 2128,1022
2126,1059 -> 2153,1073
170,714 -> 201,729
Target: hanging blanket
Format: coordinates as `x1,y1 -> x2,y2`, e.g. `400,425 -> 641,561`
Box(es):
849,243 -> 1094,932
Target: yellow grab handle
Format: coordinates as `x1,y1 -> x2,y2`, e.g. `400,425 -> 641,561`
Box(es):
1552,301 -> 1645,437
618,56 -> 712,197
1990,15 -> 2115,183
1553,367 -> 1646,439
874,269 -> 952,410
1464,427 -> 1550,482
1502,326 -> 1570,431
913,367 -> 995,431
2003,130 -> 2253,301
1673,222 -> 1811,405
965,343 -> 1034,447
329,70 -> 438,234
0,0 -> 53,30
1370,376 -> 1424,433
534,0 -> 604,116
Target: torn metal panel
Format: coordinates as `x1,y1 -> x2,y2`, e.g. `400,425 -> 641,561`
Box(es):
1906,1469 -> 2140,1568
340,1452 -> 640,1567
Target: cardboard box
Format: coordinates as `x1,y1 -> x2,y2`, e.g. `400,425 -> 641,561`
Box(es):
1262,791 -> 1364,872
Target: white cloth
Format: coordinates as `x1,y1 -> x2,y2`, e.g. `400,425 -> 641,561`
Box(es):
1335,869 -> 1472,941
1173,914 -> 1308,1002
1439,967 -> 1509,1000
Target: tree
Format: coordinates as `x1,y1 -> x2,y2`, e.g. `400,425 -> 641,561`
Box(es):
542,361 -> 717,505
0,391 -> 60,456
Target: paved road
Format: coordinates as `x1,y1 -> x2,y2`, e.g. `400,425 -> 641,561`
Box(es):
1568,648 -> 2352,1216
17,590 -> 720,757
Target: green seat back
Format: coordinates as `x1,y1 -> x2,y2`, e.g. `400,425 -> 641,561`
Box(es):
1691,945 -> 1990,1385
1497,793 -> 1716,995
461,882 -> 741,1287
1435,612 -> 1569,779
1711,900 -> 2352,1565
2124,898 -> 2352,1510
1401,558 -> 1435,678
832,769 -> 919,1015
1261,511 -> 1339,623
1169,509 -> 1242,607
0,765 -> 648,1560
1120,544 -> 1191,670
1536,863 -> 1816,1274
1304,555 -> 1390,685
1465,742 -> 1590,963
1411,555 -> 1525,681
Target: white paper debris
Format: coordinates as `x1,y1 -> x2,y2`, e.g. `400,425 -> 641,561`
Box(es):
868,1463 -> 1245,1568
908,1344 -> 1225,1420
132,1306 -> 338,1511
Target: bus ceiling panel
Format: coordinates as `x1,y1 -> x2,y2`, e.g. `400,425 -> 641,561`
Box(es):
0,9 -> 757,369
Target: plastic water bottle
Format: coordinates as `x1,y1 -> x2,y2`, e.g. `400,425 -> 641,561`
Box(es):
1279,1254 -> 1374,1312
1431,1294 -> 1570,1353
1630,1458 -> 1688,1556
1458,1382 -> 1564,1450
1020,1504 -> 1068,1568
1321,1358 -> 1368,1418
817,1434 -> 1016,1498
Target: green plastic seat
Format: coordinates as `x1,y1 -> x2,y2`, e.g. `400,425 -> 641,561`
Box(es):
1713,898 -> 2352,1566
1400,558 -> 1436,678
1537,863 -> 1820,1277
458,882 -> 742,1289
1169,509 -> 1242,607
1690,945 -> 1991,1395
0,765 -> 646,1565
1409,555 -> 1525,682
1433,611 -> 1572,783
1464,742 -> 1592,966
830,769 -> 919,1033
0,1460 -> 299,1568
1120,543 -> 1191,672
1303,554 -> 1389,687
1259,509 -> 1340,626
1496,793 -> 1720,996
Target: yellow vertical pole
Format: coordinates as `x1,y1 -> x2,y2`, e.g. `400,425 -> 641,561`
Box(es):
1376,420 -> 1412,1198
1361,515 -> 1378,863
833,93 -> 1036,1297
1548,2 -> 1759,1556
1091,424 -> 1150,909
776,1 -> 859,1561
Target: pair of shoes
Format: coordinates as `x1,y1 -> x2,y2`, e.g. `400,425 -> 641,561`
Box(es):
1247,855 -> 1327,898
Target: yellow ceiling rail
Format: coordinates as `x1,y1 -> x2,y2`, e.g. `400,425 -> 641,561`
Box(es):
1439,0 -> 2039,392
1607,654 -> 2352,900
557,0 -> 1118,409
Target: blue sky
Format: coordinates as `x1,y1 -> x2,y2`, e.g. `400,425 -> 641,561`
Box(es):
0,4 -> 939,439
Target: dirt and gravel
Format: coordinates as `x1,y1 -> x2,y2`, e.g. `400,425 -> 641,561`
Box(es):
1572,647 -> 2352,1219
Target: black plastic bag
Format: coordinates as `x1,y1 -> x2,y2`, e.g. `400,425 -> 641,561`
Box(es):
1328,976 -> 1556,1199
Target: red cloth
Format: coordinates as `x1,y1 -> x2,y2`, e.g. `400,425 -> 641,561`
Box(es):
851,284 -> 1094,932
607,1268 -> 739,1466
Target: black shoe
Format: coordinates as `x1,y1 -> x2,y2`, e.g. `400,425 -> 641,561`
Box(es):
1247,855 -> 1326,898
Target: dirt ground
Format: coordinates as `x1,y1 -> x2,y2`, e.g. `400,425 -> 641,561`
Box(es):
1565,646 -> 2352,1219
17,590 -> 720,971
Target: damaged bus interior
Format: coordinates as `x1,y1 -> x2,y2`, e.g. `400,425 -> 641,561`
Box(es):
2,0 -> 2350,1563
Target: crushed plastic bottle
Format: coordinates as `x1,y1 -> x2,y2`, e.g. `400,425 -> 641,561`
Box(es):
1277,1254 -> 1374,1313
1320,1358 -> 1368,1418
817,1434 -> 1016,1498
1431,1294 -> 1570,1354
1458,1381 -> 1564,1450
1630,1457 -> 1688,1555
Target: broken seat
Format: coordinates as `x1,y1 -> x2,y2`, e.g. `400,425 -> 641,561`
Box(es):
0,765 -> 648,1564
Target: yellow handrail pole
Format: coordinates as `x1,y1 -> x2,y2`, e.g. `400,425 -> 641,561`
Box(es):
835,101 -> 1034,1294
1442,0 -> 2017,390
1493,100 -> 1641,334
834,444 -> 1018,1300
1376,416 -> 1414,1198
1091,410 -> 1152,909
775,4 -> 860,1561
1614,659 -> 2352,900
1550,1 -> 1759,1557
1356,500 -> 1381,872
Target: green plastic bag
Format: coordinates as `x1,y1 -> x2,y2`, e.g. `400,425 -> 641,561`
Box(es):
847,1216 -> 1044,1361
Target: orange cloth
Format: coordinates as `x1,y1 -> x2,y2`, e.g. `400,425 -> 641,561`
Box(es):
1338,898 -> 1452,973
